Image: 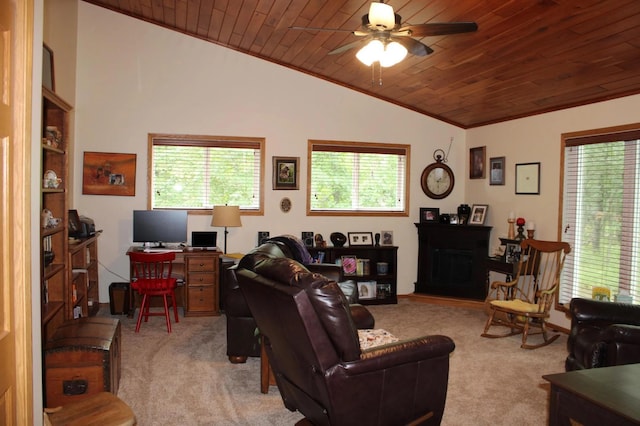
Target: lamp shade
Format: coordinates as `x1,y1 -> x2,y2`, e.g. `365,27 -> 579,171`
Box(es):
211,205 -> 242,227
369,2 -> 396,30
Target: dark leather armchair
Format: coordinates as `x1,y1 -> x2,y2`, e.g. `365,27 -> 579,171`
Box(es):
565,298 -> 640,371
224,235 -> 361,363
237,255 -> 455,426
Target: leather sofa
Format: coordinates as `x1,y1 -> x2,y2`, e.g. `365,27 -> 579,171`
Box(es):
224,235 -> 362,363
565,298 -> 640,371
236,253 -> 455,425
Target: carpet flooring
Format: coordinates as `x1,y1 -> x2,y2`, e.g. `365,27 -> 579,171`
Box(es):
110,299 -> 567,425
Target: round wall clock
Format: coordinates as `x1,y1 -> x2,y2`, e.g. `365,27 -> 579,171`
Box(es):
421,150 -> 455,199
280,197 -> 292,213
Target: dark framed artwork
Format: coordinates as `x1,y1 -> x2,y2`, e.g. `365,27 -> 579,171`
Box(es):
341,255 -> 358,276
43,43 -> 55,91
470,146 -> 486,179
489,157 -> 505,185
515,162 -> 541,195
68,209 -> 81,236
82,151 -> 136,196
420,207 -> 440,223
273,156 -> 299,190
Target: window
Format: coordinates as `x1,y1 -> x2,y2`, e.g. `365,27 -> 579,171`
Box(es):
560,125 -> 640,306
308,139 -> 410,216
149,134 -> 264,213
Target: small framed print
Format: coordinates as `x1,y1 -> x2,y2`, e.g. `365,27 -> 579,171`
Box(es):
515,162 -> 540,194
273,156 -> 299,190
470,146 -> 486,179
358,281 -> 377,300
348,232 -> 374,246
420,207 -> 440,223
470,204 -> 488,225
43,43 -> 55,91
341,255 -> 357,276
380,231 -> 394,246
489,157 -> 505,185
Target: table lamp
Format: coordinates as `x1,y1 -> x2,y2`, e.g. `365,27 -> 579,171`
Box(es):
211,205 -> 242,253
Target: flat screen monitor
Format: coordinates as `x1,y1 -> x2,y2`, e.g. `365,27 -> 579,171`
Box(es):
133,210 -> 188,247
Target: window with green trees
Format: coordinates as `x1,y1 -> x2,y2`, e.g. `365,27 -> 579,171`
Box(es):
149,134 -> 264,212
560,125 -> 639,306
308,140 -> 409,216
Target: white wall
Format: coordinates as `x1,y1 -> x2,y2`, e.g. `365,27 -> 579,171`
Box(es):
74,3 -> 466,302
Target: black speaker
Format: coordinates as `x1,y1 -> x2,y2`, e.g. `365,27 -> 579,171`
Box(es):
258,231 -> 270,245
301,231 -> 314,248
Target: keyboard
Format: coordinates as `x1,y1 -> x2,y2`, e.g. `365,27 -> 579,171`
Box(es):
144,248 -> 183,253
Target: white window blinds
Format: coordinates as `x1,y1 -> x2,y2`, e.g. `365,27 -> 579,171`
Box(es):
560,129 -> 640,305
150,135 -> 263,211
308,140 -> 409,215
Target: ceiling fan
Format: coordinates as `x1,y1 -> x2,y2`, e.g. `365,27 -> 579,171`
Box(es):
290,1 -> 478,67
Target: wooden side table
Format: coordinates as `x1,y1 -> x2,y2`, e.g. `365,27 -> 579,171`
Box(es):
543,364 -> 640,425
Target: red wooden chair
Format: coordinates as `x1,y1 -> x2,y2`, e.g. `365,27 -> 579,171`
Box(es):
128,252 -> 179,333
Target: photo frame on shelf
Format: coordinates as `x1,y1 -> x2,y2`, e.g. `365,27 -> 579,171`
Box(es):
358,281 -> 377,300
515,162 -> 540,194
341,255 -> 357,276
489,156 -> 505,185
420,207 -> 440,223
43,43 -> 55,91
380,230 -> 394,246
469,146 -> 486,179
272,156 -> 299,190
68,209 -> 81,237
82,152 -> 136,196
348,232 -> 374,246
469,204 -> 488,225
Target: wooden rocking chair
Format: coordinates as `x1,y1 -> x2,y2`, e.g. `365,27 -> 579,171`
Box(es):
482,239 -> 571,349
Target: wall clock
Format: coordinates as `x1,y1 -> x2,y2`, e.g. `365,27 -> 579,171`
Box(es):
421,150 -> 455,199
280,197 -> 292,213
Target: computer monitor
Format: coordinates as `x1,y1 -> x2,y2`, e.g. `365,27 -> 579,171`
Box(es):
133,210 -> 187,247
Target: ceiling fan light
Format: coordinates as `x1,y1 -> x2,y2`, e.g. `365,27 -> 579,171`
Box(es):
356,39 -> 384,66
369,2 -> 396,30
380,41 -> 408,67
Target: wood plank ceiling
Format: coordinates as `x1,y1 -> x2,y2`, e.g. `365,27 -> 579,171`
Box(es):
83,0 -> 640,128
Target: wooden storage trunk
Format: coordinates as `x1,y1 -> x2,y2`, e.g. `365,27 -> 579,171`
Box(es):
44,317 -> 121,407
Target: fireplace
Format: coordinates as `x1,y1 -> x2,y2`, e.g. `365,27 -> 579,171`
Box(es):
415,223 -> 491,300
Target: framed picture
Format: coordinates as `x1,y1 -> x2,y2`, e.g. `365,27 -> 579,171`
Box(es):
341,255 -> 358,276
348,232 -> 374,246
380,231 -> 394,246
272,156 -> 299,190
68,209 -> 81,236
82,151 -> 136,196
515,162 -> 540,194
469,204 -> 488,225
504,242 -> 522,263
449,214 -> 459,225
489,156 -> 505,185
470,146 -> 486,179
420,207 -> 440,223
358,281 -> 377,300
43,43 -> 55,91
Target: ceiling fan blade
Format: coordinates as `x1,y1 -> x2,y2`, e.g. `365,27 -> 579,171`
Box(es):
393,37 -> 434,57
328,38 -> 370,55
398,22 -> 478,37
289,26 -> 358,34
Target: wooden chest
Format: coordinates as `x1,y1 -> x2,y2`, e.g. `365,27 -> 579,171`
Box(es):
44,317 -> 121,407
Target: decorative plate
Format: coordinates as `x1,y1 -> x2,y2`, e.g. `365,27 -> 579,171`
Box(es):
280,197 -> 292,213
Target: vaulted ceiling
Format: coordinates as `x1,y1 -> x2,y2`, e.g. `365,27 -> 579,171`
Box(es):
83,0 -> 640,128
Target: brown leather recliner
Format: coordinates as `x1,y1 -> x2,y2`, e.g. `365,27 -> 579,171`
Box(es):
224,235 -> 361,363
565,298 -> 640,371
237,255 -> 455,426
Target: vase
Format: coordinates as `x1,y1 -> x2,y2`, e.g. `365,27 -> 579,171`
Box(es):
457,204 -> 471,225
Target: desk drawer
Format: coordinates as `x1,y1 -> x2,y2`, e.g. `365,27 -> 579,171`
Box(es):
187,286 -> 216,312
187,257 -> 217,272
188,271 -> 215,285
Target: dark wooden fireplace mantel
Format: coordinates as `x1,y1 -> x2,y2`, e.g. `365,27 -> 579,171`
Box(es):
415,223 -> 492,300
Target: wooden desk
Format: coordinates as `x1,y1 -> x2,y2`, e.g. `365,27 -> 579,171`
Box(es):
126,247 -> 221,317
543,364 -> 640,426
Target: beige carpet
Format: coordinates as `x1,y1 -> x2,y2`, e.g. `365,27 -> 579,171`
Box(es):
110,299 -> 567,425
